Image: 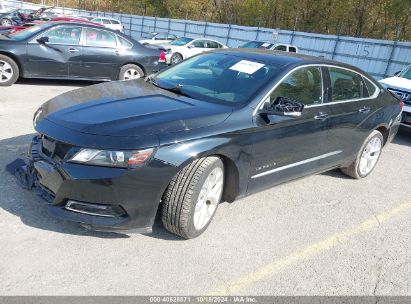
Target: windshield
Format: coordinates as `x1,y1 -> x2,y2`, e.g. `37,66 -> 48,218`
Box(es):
143,32 -> 157,39
170,37 -> 193,46
8,23 -> 48,40
153,52 -> 281,105
400,65 -> 411,80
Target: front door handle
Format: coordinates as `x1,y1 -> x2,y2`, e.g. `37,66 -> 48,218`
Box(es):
115,50 -> 120,56
314,112 -> 329,121
68,48 -> 79,53
358,106 -> 370,114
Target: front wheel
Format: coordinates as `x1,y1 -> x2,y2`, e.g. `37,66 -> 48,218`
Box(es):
1,18 -> 12,26
0,55 -> 19,86
341,130 -> 383,179
161,157 -> 224,239
119,64 -> 144,81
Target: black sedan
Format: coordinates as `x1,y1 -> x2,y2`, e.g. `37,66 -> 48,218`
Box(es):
0,22 -> 166,86
15,50 -> 402,239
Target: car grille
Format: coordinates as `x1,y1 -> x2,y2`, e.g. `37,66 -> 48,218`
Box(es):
41,135 -> 73,162
402,112 -> 411,126
387,87 -> 411,105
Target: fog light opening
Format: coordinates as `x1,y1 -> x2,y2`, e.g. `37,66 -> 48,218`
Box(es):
65,200 -> 126,218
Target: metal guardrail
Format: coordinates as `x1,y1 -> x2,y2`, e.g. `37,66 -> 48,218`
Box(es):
4,0 -> 411,79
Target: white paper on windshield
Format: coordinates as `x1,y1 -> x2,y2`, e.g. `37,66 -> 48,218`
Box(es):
261,42 -> 270,47
229,60 -> 265,74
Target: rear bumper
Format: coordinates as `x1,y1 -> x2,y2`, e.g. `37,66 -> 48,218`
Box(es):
15,135 -> 168,233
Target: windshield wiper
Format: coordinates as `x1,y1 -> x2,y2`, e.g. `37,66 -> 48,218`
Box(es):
148,79 -> 193,99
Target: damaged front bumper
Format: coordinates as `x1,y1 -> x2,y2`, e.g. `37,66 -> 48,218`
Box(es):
13,135 -> 161,234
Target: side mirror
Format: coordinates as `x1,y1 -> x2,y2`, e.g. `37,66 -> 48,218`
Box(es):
394,71 -> 401,76
37,36 -> 49,44
187,44 -> 194,49
258,97 -> 304,123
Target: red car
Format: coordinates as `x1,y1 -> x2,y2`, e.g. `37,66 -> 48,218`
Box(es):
0,17 -> 103,35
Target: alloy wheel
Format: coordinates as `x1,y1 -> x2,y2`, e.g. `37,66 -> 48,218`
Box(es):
1,19 -> 12,26
358,136 -> 382,176
193,167 -> 224,230
0,60 -> 13,83
123,68 -> 141,80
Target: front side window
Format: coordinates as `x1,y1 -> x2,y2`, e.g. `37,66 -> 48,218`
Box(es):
85,28 -> 117,48
101,18 -> 112,25
205,41 -> 221,48
273,45 -> 287,51
328,67 -> 366,101
41,26 -> 82,45
269,66 -> 323,106
192,40 -> 206,48
168,34 -> 177,40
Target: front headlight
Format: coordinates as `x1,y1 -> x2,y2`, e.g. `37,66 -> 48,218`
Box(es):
68,148 -> 155,168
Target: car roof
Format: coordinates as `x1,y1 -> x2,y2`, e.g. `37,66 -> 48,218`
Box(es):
215,48 -> 368,73
42,21 -> 125,34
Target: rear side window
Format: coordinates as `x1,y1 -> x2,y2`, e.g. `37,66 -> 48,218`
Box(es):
328,67 -> 367,101
101,18 -> 112,25
270,66 -> 323,106
110,19 -> 120,24
363,77 -> 377,96
289,47 -> 297,53
85,28 -> 117,48
118,36 -> 132,48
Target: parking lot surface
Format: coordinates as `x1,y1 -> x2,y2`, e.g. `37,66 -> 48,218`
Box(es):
0,79 -> 410,295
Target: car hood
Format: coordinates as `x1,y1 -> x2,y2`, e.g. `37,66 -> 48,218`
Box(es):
37,80 -> 232,138
379,76 -> 411,91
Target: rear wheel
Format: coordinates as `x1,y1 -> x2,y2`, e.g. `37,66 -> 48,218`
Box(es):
119,64 -> 144,81
170,53 -> 183,65
341,130 -> 383,179
0,55 -> 19,86
161,157 -> 224,239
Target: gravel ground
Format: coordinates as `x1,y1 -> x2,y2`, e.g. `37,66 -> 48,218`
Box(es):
0,79 -> 410,296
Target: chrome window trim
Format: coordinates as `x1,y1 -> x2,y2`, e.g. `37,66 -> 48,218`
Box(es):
253,64 -> 380,115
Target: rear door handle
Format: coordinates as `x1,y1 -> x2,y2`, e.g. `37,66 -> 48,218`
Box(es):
68,48 -> 79,53
314,112 -> 329,121
358,106 -> 370,114
115,50 -> 120,55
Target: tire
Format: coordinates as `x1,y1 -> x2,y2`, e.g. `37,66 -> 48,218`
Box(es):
119,64 -> 144,81
341,130 -> 384,179
0,55 -> 19,86
1,18 -> 12,26
170,53 -> 183,65
161,156 -> 224,239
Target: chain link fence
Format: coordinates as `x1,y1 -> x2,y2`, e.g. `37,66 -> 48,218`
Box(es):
4,0 -> 411,79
